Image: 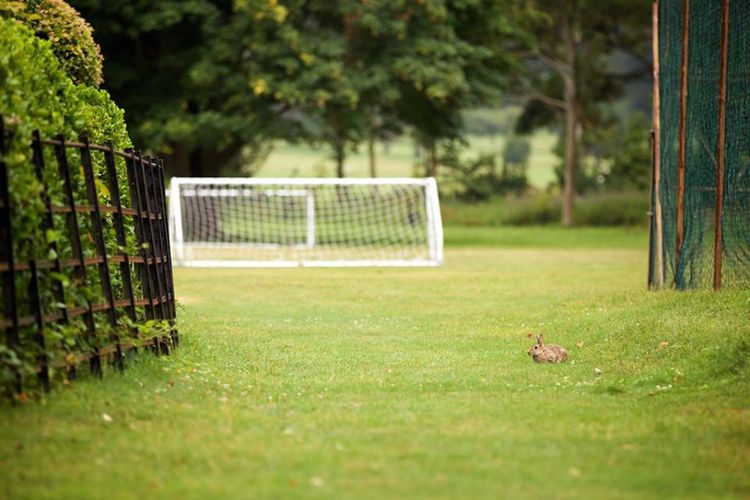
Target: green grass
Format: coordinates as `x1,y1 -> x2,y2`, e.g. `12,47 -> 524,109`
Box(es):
257,130 -> 559,188
2,227 -> 749,499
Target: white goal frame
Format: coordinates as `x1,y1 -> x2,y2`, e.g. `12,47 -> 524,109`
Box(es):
168,177 -> 444,268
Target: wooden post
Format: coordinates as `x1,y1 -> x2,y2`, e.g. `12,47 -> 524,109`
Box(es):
675,0 -> 690,287
651,2 -> 664,288
713,0 -> 730,291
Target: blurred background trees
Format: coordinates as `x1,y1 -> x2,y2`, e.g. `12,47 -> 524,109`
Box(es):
67,0 -> 654,225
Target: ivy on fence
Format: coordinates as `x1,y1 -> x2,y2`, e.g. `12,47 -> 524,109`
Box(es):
0,116 -> 177,398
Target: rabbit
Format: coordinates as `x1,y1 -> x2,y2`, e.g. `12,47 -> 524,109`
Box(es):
528,334 -> 568,363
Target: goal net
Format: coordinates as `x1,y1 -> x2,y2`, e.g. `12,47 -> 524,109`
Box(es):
168,178 -> 444,267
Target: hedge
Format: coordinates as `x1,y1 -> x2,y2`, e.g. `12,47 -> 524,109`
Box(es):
0,0 -> 104,87
0,17 -> 170,395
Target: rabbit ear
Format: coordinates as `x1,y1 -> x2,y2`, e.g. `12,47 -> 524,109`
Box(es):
536,334 -> 544,344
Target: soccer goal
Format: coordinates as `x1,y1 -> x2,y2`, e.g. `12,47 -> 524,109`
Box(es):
168,178 -> 444,267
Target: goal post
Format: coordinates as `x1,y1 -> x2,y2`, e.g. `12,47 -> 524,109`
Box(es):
168,177 -> 444,267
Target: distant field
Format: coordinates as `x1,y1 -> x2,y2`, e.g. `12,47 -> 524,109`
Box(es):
256,130 -> 559,188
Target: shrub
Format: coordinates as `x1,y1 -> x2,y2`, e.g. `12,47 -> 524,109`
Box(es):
0,17 -> 136,392
1,0 -> 104,87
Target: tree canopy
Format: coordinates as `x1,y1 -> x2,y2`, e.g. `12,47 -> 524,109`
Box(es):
69,0 -> 524,177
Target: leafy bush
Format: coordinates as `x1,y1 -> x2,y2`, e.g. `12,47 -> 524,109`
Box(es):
438,141 -> 529,201
0,17 -> 130,250
1,0 -> 104,87
0,17 -> 139,392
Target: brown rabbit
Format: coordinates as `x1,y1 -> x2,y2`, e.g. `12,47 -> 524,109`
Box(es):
528,334 -> 568,363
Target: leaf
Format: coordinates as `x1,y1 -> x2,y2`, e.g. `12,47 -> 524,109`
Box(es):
46,229 -> 61,243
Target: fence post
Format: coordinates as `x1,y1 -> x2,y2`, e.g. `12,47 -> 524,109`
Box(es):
138,155 -> 170,354
54,135 -> 102,377
125,149 -> 155,323
650,1 -> 664,288
32,131 -> 70,323
104,144 -> 138,340
149,159 -> 177,346
0,116 -> 21,395
80,136 -> 123,371
28,260 -> 50,392
713,0 -> 730,291
157,160 -> 178,346
675,0 -> 690,288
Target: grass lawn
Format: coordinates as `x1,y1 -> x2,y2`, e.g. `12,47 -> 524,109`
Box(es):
1,226 -> 749,499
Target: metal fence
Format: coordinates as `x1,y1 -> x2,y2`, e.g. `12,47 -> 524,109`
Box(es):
1,117 -> 177,395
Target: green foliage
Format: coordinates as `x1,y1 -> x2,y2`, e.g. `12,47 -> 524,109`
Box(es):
0,17 -> 165,395
1,0 -> 104,87
70,0 -> 524,176
553,112 -> 652,194
437,143 -> 502,201
440,191 -> 649,226
500,133 -> 531,192
511,0 -> 651,220
597,112 -> 652,191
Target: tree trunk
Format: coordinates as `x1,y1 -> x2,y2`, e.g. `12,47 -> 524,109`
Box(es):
561,12 -> 579,227
188,147 -> 203,177
368,133 -> 377,177
334,142 -> 345,178
426,142 -> 438,178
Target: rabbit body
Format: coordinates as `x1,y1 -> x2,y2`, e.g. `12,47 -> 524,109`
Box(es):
528,334 -> 568,363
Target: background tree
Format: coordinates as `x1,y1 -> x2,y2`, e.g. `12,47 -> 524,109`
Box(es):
71,0 -> 523,178
512,0 -> 651,225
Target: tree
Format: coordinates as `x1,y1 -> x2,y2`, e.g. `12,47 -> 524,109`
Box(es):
68,0 -> 228,176
392,0 -> 522,177
512,0 -> 651,225
72,0 -> 524,178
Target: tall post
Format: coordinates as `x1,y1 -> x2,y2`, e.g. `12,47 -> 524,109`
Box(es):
713,0 -> 730,291
651,2 -> 664,288
675,0 -> 690,286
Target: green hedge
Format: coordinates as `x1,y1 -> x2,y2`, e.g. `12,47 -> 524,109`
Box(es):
1,0 -> 104,86
0,17 -> 158,394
